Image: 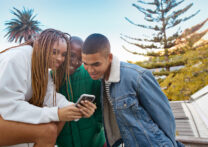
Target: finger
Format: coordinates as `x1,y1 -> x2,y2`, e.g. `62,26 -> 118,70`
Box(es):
70,110 -> 83,116
72,115 -> 82,119
79,103 -> 94,114
80,106 -> 95,117
79,101 -> 91,109
80,104 -> 91,113
84,104 -> 96,114
69,106 -> 81,112
84,101 -> 97,109
80,109 -> 90,118
67,113 -> 82,120
77,102 -> 93,113
77,101 -> 96,117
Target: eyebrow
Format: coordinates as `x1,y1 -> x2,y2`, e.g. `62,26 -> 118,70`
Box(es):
83,62 -> 100,66
53,48 -> 67,54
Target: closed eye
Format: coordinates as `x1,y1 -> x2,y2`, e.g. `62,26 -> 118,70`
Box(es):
53,49 -> 57,55
83,62 -> 101,67
92,62 -> 101,66
62,52 -> 67,57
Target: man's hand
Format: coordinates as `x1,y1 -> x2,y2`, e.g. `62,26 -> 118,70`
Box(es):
77,100 -> 97,118
58,104 -> 82,121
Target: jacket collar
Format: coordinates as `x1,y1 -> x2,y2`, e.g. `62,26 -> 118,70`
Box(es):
105,55 -> 120,83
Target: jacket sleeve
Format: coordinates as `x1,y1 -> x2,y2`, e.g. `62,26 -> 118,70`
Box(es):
43,72 -> 74,108
137,70 -> 176,145
0,55 -> 59,124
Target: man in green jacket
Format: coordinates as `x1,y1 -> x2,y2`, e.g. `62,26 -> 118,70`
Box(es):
56,36 -> 106,147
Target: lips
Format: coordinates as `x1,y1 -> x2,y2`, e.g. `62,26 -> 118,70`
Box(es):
89,73 -> 99,79
55,63 -> 60,68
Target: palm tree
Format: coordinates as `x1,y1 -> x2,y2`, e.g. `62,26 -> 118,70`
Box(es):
4,7 -> 41,43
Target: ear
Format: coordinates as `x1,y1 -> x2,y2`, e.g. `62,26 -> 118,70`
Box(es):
109,53 -> 113,63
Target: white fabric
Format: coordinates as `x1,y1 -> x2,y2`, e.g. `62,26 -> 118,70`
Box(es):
3,143 -> 57,147
2,143 -> 34,147
0,45 -> 72,124
102,55 -> 122,146
106,55 -> 120,83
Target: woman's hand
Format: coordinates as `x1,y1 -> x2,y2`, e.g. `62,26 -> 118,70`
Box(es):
58,104 -> 82,121
77,100 -> 97,118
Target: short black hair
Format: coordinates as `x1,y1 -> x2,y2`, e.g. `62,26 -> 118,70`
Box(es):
82,33 -> 110,55
70,36 -> 83,46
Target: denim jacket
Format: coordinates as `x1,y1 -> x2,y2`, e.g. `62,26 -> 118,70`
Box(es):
101,56 -> 184,147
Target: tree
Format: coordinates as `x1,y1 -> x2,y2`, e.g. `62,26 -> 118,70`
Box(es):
4,7 -> 41,43
121,0 -> 200,72
131,18 -> 208,78
160,43 -> 208,100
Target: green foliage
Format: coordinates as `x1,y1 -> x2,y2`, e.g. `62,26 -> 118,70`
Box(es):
135,58 -> 186,69
160,44 -> 208,100
153,70 -> 179,76
125,2 -> 208,100
4,7 -> 41,43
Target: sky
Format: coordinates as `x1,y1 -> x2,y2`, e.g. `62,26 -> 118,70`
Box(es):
0,0 -> 208,61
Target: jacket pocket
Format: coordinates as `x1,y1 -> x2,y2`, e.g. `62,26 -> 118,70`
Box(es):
115,96 -> 137,110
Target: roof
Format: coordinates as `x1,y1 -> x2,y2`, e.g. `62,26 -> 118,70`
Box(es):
170,102 -> 195,137
170,85 -> 208,146
170,85 -> 208,138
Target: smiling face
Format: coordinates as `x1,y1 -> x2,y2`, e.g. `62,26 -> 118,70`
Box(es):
70,42 -> 82,74
82,52 -> 112,80
49,38 -> 67,70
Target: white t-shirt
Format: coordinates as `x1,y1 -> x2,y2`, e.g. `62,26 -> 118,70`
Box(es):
0,45 -> 72,124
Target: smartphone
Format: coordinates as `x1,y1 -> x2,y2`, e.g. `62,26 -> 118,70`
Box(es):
75,94 -> 95,107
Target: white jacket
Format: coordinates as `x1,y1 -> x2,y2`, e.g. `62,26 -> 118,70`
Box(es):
0,45 -> 72,124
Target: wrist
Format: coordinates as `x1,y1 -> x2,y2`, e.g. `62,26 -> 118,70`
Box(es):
58,108 -> 62,121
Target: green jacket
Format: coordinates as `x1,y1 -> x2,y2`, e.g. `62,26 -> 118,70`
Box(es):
56,65 -> 105,147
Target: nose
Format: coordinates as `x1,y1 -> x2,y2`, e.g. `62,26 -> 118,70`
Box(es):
71,58 -> 79,66
87,65 -> 95,73
56,54 -> 65,63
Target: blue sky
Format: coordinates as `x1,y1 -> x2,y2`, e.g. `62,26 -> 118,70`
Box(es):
0,0 -> 207,61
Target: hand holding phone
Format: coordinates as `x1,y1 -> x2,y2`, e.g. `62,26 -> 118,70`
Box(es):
75,94 -> 97,119
75,94 -> 95,107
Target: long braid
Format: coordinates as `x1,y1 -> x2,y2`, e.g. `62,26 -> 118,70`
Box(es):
0,28 -> 71,107
29,29 -> 71,107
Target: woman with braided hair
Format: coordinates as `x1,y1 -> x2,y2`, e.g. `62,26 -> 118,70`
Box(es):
0,29 -> 97,147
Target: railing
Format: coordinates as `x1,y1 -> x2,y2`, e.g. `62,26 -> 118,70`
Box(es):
176,136 -> 208,147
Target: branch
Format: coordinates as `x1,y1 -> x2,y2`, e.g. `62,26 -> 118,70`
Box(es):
180,18 -> 208,38
122,45 -> 161,57
125,17 -> 160,31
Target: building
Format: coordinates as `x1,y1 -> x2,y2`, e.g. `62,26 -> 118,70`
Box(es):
170,85 -> 208,146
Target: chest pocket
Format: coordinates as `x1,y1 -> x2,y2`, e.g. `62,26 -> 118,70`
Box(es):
115,95 -> 137,110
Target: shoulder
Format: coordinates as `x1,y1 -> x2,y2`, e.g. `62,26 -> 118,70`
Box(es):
0,45 -> 33,65
72,65 -> 90,78
120,62 -> 154,82
120,61 -> 148,75
13,45 -> 33,59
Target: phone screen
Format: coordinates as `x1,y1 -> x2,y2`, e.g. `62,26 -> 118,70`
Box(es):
75,94 -> 95,106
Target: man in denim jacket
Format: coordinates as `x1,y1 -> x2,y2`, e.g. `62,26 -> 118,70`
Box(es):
82,33 -> 184,147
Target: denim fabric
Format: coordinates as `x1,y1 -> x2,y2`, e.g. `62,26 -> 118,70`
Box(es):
101,62 -> 184,147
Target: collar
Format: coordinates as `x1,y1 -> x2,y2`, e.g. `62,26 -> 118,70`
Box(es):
105,55 -> 120,83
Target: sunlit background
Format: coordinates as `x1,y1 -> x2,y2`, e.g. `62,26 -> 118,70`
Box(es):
0,0 -> 207,61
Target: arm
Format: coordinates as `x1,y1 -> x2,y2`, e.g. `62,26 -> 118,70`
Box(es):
0,56 -> 82,124
43,71 -> 74,108
137,70 -> 176,141
56,121 -> 66,135
0,56 -> 60,124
